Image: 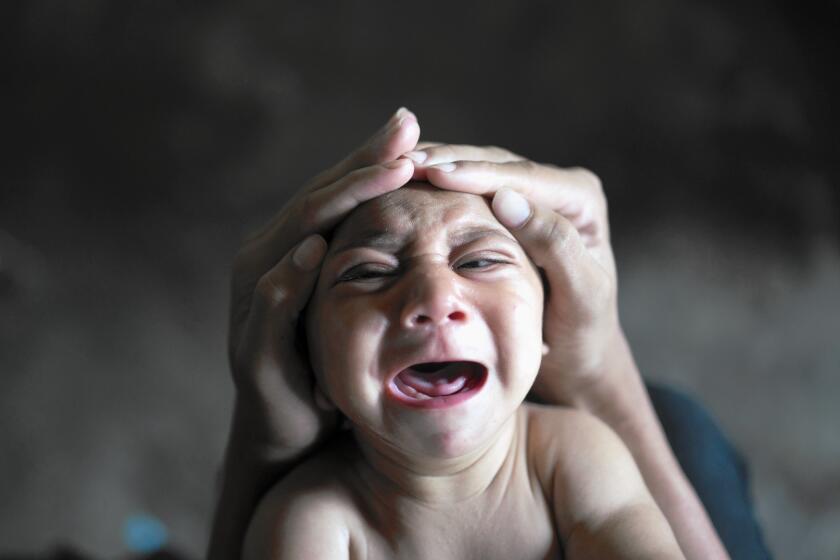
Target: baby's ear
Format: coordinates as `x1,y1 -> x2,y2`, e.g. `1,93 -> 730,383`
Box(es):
313,384 -> 336,411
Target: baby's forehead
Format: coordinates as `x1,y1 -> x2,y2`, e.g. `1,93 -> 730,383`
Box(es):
332,183 -> 503,245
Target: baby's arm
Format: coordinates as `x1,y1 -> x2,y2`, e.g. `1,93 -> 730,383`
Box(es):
531,406 -> 685,559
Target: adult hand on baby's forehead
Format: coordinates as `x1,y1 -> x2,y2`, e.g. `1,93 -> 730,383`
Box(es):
230,108 -> 418,350
408,144 -> 609,251
227,108 -> 420,450
211,109 -> 422,560
411,144 -> 620,404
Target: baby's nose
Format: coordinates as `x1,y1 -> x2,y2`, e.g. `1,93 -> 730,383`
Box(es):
400,270 -> 469,329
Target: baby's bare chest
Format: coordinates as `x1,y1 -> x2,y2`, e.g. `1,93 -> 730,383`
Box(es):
349,480 -> 559,560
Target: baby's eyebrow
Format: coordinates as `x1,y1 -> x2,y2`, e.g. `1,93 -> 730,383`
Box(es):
448,225 -> 516,247
332,230 -> 405,253
332,225 -> 516,254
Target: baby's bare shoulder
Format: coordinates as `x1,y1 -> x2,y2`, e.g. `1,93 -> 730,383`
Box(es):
523,404 -> 668,542
522,403 -> 632,495
243,435 -> 363,559
524,403 -> 616,460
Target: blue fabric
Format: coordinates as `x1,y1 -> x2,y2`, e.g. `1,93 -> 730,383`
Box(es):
647,383 -> 773,560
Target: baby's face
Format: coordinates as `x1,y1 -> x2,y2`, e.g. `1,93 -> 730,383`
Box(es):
306,183 -> 544,458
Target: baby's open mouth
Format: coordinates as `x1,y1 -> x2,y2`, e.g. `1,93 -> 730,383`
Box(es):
390,361 -> 487,407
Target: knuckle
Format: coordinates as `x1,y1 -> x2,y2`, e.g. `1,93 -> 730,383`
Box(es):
424,144 -> 460,161
486,145 -> 515,160
255,273 -> 291,307
575,167 -> 604,194
515,159 -> 540,180
437,145 -> 457,160
517,159 -> 538,172
538,214 -> 574,255
297,193 -> 321,233
573,166 -> 608,210
423,146 -> 442,158
527,160 -> 541,174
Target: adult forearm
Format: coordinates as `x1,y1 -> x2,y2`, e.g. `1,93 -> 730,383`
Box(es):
560,332 -> 729,560
207,399 -> 313,560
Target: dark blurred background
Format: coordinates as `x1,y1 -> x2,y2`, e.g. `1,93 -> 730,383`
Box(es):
2,1 -> 838,558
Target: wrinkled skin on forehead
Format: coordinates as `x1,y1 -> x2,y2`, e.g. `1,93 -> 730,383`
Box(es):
305,182 -> 545,461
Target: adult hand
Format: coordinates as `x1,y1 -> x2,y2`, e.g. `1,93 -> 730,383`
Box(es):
229,108 -> 419,452
409,144 -> 619,403
410,144 -> 730,559
209,109 -> 419,560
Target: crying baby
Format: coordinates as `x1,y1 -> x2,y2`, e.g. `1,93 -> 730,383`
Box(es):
243,182 -> 683,560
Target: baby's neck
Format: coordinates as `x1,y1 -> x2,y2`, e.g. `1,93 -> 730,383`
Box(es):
352,411 -> 521,505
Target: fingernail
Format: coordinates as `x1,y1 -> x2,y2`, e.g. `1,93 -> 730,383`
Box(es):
382,159 -> 409,170
385,119 -> 405,139
492,189 -> 531,229
378,108 -> 405,138
431,162 -> 456,173
396,106 -> 417,121
293,235 -> 326,271
404,151 -> 427,164
387,107 -> 404,125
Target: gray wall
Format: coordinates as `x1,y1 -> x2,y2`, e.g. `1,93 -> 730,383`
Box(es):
2,2 -> 838,558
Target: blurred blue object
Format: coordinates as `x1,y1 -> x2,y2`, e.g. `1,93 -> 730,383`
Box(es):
123,514 -> 168,554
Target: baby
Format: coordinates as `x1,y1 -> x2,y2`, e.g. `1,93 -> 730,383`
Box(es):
242,182 -> 684,559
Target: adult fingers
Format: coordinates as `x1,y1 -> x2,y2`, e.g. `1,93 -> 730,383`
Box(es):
308,108 -> 420,192
415,141 -> 443,150
490,189 -> 613,322
404,143 -> 524,166
231,158 -> 414,348
242,111 -> 418,262
426,159 -> 607,245
234,235 -> 326,399
246,158 -> 414,259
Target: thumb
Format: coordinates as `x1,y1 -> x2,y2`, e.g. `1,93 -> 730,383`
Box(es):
234,234 -> 327,391
491,189 -> 607,309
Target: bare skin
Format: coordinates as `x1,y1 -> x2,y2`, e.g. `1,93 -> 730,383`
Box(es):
208,110 -> 728,559
208,109 -> 420,560
242,186 -> 683,560
410,145 -> 727,559
245,406 -> 681,560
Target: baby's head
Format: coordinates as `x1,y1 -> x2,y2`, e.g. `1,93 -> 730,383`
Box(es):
305,183 -> 544,458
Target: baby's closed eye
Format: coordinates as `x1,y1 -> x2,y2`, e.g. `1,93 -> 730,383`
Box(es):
338,254 -> 513,283
337,263 -> 397,283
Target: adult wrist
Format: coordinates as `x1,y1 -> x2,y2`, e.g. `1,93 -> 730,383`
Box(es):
227,395 -> 318,466
565,328 -> 644,418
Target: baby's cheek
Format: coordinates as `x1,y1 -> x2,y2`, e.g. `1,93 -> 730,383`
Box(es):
320,311 -> 386,389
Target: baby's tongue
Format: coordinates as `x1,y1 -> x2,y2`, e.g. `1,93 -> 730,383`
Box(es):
396,362 -> 472,397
